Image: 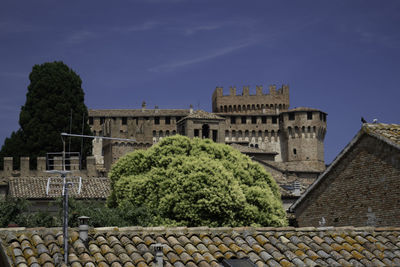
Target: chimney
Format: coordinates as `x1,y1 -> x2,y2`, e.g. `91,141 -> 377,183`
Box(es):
152,243 -> 163,267
142,101 -> 146,112
189,104 -> 193,114
293,181 -> 301,197
78,216 -> 90,245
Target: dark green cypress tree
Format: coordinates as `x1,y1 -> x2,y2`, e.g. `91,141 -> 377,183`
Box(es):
0,61 -> 92,169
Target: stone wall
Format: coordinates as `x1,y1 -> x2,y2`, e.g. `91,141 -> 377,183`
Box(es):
0,156 -> 104,179
212,85 -> 290,113
294,134 -> 400,227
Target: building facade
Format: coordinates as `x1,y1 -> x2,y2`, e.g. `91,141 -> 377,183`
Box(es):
290,123 -> 400,227
88,85 -> 328,202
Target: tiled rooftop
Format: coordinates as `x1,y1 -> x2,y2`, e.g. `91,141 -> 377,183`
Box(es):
180,110 -> 225,121
365,123 -> 400,146
283,107 -> 324,113
229,144 -> 277,154
88,109 -> 191,117
1,226 -> 400,267
9,177 -> 110,199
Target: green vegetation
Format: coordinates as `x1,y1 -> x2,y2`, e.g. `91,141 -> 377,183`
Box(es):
108,135 -> 287,227
0,198 -> 135,228
0,61 -> 92,169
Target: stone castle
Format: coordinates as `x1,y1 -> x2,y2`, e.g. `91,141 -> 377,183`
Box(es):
88,84 -> 327,207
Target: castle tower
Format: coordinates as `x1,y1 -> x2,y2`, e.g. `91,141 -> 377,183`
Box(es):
280,108 -> 327,170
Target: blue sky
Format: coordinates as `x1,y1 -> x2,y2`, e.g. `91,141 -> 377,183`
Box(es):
1,0 -> 399,164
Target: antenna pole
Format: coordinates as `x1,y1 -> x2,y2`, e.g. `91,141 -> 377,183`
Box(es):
62,172 -> 69,265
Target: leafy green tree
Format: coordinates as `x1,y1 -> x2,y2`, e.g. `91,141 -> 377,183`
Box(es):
0,61 -> 92,169
108,135 -> 287,227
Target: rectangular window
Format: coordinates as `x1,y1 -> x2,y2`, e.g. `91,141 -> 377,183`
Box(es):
251,116 -> 257,124
272,116 -> 277,124
100,117 -> 105,124
194,129 -> 199,137
261,116 -> 267,124
289,113 -> 295,120
241,116 -> 246,124
88,117 -> 93,125
122,117 -> 127,125
230,117 -> 236,124
154,117 -> 160,125
165,117 -> 171,124
307,112 -> 313,120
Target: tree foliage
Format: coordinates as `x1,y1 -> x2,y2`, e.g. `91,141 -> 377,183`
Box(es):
0,61 -> 92,168
108,135 -> 287,227
0,198 -> 137,228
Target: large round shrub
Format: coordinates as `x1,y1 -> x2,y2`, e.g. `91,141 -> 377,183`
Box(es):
108,135 -> 287,227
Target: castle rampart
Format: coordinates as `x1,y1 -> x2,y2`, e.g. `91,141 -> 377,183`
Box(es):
0,156 -> 105,179
212,85 -> 290,113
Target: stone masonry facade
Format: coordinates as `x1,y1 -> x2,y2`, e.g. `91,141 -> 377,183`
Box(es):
87,85 -> 327,201
293,132 -> 400,227
89,85 -> 327,169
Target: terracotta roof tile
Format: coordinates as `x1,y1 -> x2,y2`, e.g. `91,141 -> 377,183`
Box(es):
364,123 -> 400,146
180,110 -> 224,121
9,177 -> 110,199
2,227 -> 400,266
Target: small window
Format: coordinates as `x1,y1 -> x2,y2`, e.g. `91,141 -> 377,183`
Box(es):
154,117 -> 160,125
194,129 -> 199,137
251,116 -> 257,124
241,116 -> 246,124
100,117 -> 105,124
230,117 -> 236,124
261,116 -> 267,124
293,148 -> 297,155
272,116 -> 277,124
165,117 -> 171,124
307,112 -> 313,120
122,117 -> 127,125
289,113 -> 295,120
88,117 -> 93,125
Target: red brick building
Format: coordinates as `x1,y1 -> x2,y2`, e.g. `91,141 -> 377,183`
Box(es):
290,123 -> 400,227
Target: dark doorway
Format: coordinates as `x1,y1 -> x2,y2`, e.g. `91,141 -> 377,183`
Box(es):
212,130 -> 218,142
202,124 -> 210,139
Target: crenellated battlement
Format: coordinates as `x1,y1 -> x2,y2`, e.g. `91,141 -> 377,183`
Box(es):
213,84 -> 289,97
0,156 -> 106,179
212,84 -> 290,113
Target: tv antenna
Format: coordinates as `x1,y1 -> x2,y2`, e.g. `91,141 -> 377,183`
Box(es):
46,132 -> 136,265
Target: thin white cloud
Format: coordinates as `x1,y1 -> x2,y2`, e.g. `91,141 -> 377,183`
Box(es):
66,30 -> 97,44
184,24 -> 223,36
149,40 -> 257,72
112,21 -> 159,33
0,20 -> 36,34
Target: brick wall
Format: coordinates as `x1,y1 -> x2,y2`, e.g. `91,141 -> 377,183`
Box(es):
295,134 -> 400,227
